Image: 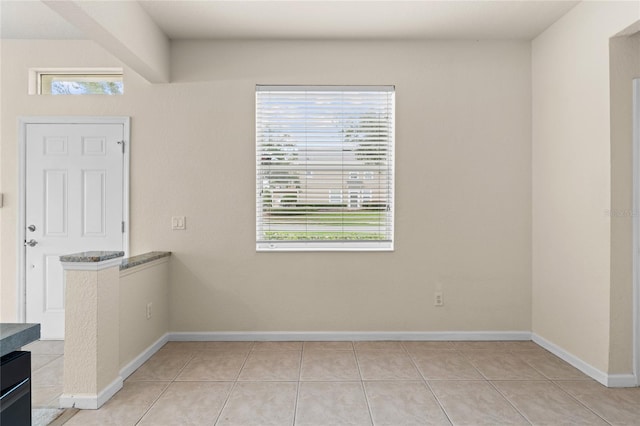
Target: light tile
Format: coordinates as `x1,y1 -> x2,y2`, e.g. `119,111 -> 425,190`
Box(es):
217,381 -> 297,426
63,381 -> 169,426
494,380 -> 608,425
518,352 -> 589,380
365,381 -> 450,425
158,342 -> 203,353
32,354 -> 61,372
356,350 -> 421,380
253,341 -> 303,351
161,341 -> 254,353
238,350 -> 301,381
176,352 -> 246,381
32,385 -> 63,408
401,341 -> 456,353
354,341 -> 403,351
127,350 -> 193,381
556,379 -> 640,425
411,351 -> 483,380
300,350 -> 360,381
450,341 -> 509,352
22,340 -> 64,355
32,356 -> 63,386
138,381 -> 232,425
196,341 -> 254,352
464,352 -> 546,380
429,380 -> 528,425
500,341 -> 548,352
303,341 -> 354,351
296,381 -> 372,425
189,350 -> 250,361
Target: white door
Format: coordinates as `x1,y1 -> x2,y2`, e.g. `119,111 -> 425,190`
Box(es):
25,123 -> 125,339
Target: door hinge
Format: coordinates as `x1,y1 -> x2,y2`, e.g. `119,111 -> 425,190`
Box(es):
117,140 -> 125,154
122,221 -> 125,233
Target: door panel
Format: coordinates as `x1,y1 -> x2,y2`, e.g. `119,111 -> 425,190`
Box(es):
25,123 -> 124,339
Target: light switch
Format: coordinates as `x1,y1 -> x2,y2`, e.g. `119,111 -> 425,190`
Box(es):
172,216 -> 186,230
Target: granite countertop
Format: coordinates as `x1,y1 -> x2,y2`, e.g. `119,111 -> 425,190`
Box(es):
120,251 -> 171,271
0,323 -> 41,357
59,250 -> 171,270
60,251 -> 125,263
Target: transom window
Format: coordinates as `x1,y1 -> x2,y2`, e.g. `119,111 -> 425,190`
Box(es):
256,85 -> 395,251
29,68 -> 123,95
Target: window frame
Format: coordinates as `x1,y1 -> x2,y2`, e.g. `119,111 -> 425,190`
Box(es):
28,67 -> 124,95
255,85 -> 395,252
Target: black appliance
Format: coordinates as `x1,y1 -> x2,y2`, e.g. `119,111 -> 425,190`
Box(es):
0,351 -> 31,426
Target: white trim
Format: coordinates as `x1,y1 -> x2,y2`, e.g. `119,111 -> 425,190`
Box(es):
257,242 -> 393,252
256,85 -> 395,92
59,376 -> 123,410
59,334 -> 167,409
533,334 -> 608,385
169,331 -> 532,342
633,78 -> 640,386
60,257 -> 123,271
608,374 -> 639,388
17,121 -> 27,322
533,333 -> 637,388
28,67 -> 123,95
119,333 -> 169,380
17,116 -> 130,323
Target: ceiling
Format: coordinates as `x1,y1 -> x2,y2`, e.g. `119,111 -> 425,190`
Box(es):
1,0 -> 580,41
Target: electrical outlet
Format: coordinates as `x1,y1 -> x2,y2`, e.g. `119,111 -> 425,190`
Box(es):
146,302 -> 152,319
434,291 -> 444,307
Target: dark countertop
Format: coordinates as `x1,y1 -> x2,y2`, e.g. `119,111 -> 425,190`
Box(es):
0,323 -> 41,357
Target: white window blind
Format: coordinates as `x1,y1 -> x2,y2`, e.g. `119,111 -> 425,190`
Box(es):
256,85 -> 395,251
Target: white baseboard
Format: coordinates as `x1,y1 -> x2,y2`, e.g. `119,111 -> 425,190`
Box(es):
59,376 -> 123,409
532,333 -> 638,388
119,333 -> 170,380
607,374 -> 639,387
169,330 -> 532,342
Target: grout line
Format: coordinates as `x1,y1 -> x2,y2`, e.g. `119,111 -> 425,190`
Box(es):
293,347 -> 303,425
352,341 -> 365,382
548,380 -> 613,425
486,380 -> 533,425
31,353 -> 62,375
352,342 -> 375,426
212,381 -> 238,426
134,349 -> 195,425
404,344 -> 455,426
213,343 -> 253,425
359,379 -> 375,426
421,379 -> 454,426
460,347 -> 534,425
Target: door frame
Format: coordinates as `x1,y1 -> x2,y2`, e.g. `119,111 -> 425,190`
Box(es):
633,79 -> 640,385
16,116 -> 130,323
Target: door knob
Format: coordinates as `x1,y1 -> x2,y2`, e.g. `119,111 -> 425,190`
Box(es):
27,225 -> 36,232
24,239 -> 38,247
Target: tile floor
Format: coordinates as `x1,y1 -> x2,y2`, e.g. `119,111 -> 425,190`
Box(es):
25,340 -> 640,425
23,339 -> 65,410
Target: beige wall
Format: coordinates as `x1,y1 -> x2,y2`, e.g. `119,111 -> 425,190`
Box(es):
119,259 -> 170,369
63,266 -> 120,398
1,39 -> 532,333
532,1 -> 639,373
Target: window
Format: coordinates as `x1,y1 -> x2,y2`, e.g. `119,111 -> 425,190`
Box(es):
29,68 -> 123,95
256,85 -> 395,251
